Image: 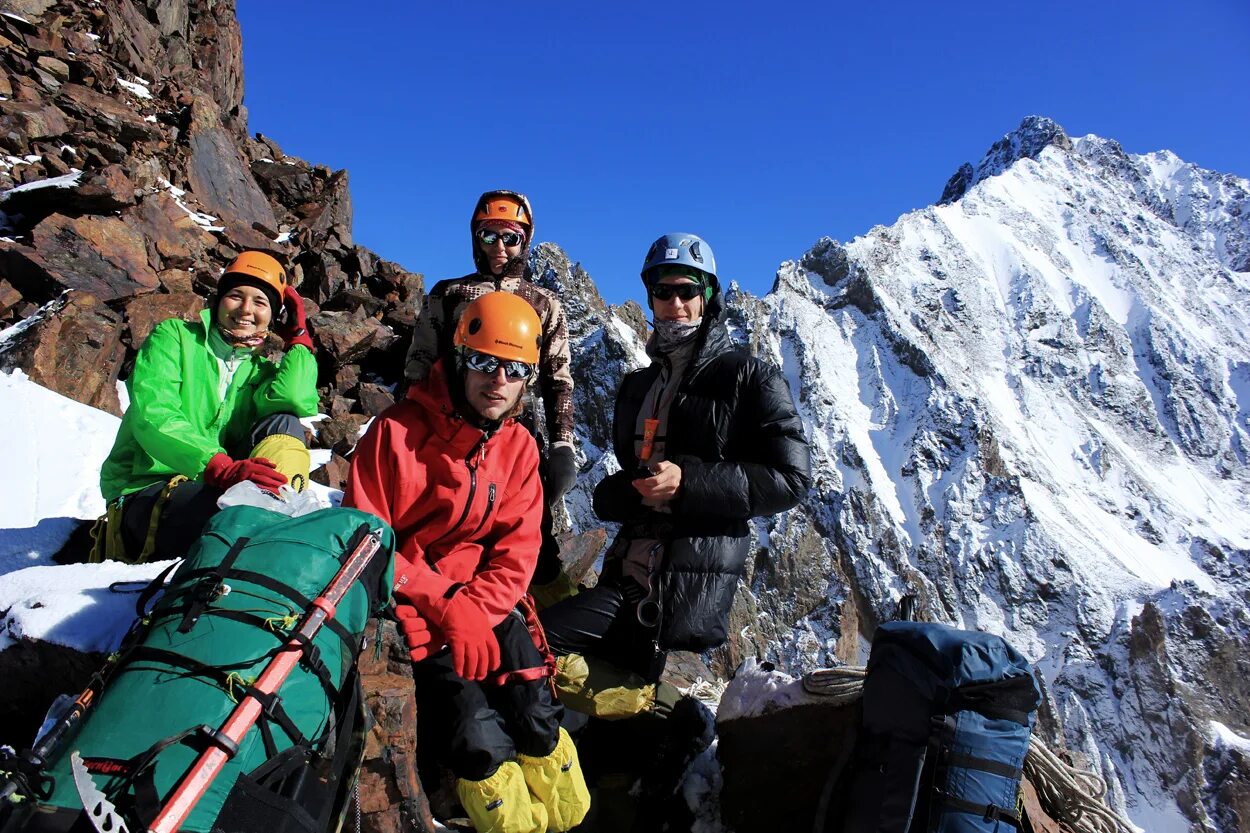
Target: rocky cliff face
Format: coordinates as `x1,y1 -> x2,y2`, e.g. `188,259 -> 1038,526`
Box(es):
544,117 -> 1249,831
0,0 -> 421,438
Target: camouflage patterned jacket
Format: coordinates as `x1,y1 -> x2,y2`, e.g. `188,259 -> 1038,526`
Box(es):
403,273 -> 575,448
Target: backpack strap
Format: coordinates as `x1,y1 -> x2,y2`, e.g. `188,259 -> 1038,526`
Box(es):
947,674 -> 1039,726
177,536 -> 249,633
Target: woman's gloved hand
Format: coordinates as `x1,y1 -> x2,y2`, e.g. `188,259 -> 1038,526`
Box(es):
274,285 -> 314,352
203,453 -> 288,493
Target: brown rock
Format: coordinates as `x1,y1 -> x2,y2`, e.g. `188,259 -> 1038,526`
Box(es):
557,528 -> 607,587
303,169 -> 353,247
0,72 -> 11,99
309,310 -> 397,365
157,268 -> 195,293
127,191 -> 216,271
334,364 -> 361,396
298,250 -> 350,304
0,291 -> 125,414
124,292 -> 203,349
0,278 -> 22,318
38,149 -> 69,175
357,619 -> 438,833
0,0 -> 56,20
35,55 -> 69,82
718,698 -> 860,832
0,214 -> 159,304
56,84 -> 160,145
185,93 -> 276,231
310,452 -> 351,491
357,382 -> 395,417
105,0 -> 159,80
186,2 -> 244,120
315,414 -> 370,456
0,99 -> 69,139
73,164 -> 137,212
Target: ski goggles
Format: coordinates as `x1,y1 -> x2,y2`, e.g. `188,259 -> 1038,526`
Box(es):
648,281 -> 704,302
463,349 -> 535,381
476,228 -> 525,247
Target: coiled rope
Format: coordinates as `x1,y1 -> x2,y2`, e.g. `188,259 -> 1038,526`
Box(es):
800,666 -> 1136,833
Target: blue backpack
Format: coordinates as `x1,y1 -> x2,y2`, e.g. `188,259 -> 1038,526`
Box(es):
840,621 -> 1040,833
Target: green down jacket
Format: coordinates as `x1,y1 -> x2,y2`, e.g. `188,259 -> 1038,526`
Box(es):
100,309 -> 319,500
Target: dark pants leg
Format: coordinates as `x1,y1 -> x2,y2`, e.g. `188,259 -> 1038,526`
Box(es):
414,610 -> 563,781
540,580 -> 665,681
119,479 -> 221,561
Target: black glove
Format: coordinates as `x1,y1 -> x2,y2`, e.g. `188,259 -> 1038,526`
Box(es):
545,444 -> 578,503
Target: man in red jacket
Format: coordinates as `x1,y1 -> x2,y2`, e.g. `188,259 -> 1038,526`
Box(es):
343,292 -> 588,833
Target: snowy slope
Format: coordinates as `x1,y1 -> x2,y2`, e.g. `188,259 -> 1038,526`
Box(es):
737,118 -> 1250,832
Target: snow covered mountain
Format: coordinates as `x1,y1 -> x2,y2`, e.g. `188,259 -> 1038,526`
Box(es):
542,117 -> 1250,832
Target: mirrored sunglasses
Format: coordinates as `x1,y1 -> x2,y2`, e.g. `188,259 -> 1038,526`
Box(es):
649,282 -> 704,302
463,349 -> 534,381
476,228 -> 525,247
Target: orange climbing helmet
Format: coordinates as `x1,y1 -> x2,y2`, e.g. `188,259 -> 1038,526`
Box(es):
473,191 -> 532,230
217,251 -> 288,315
454,291 -> 542,365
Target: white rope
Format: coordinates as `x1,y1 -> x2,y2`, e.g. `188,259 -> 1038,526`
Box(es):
681,675 -> 728,707
797,666 -> 1136,833
1024,736 -> 1136,833
801,665 -> 868,705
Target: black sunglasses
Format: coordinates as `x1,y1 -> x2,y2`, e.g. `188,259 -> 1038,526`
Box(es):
649,282 -> 704,302
476,228 -> 525,247
463,349 -> 534,381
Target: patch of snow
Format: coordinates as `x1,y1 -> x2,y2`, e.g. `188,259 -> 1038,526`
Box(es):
1211,721 -> 1250,752
158,178 -> 224,232
715,658 -> 824,722
143,115 -> 157,123
1,170 -> 83,199
0,560 -> 170,652
0,11 -> 31,25
86,33 -> 100,41
273,230 -> 292,244
116,77 -> 152,100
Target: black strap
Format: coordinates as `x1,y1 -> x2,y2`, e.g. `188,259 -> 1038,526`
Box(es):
938,792 -> 1021,827
177,537 -> 250,633
158,566 -> 356,657
948,675 -> 1039,726
946,751 -> 1023,780
135,560 -> 182,618
124,646 -> 315,748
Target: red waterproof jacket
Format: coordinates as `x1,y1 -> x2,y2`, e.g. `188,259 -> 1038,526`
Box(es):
343,361 -> 542,634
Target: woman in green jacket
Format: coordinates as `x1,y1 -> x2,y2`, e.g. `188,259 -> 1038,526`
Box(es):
96,251 -> 319,562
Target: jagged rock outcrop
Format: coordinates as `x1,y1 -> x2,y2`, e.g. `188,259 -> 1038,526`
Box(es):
0,0 -> 421,441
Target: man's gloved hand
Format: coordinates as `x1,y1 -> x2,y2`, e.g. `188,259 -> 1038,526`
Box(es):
432,589 -> 500,682
394,605 -> 443,663
274,285 -> 314,352
203,453 -> 288,493
545,444 -> 578,504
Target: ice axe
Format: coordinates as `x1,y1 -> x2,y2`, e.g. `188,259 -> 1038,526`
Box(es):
146,526 -> 386,833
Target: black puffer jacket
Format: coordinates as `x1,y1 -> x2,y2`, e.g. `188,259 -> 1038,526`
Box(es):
593,315 -> 811,651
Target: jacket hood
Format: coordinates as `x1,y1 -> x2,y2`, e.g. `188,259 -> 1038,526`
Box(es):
470,189 -> 535,280
407,358 -> 523,442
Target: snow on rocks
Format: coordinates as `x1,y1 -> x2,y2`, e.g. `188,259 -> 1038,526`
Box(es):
0,370 -> 117,575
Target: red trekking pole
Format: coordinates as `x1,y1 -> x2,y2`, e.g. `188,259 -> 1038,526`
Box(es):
146,528 -> 386,833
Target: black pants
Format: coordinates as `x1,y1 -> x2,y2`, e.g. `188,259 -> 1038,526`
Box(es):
414,610 -> 563,781
118,413 -> 305,561
539,577 -> 666,682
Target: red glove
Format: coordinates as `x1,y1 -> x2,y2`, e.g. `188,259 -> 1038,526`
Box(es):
394,605 -> 444,663
203,453 -> 288,493
274,285 -> 314,352
432,589 -> 500,682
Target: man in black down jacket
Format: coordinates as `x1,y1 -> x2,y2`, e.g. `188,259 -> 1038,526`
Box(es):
540,232 -> 811,821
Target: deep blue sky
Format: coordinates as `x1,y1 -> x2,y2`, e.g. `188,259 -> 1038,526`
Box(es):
237,1 -> 1249,306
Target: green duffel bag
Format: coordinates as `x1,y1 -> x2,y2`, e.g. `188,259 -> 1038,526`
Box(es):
27,505 -> 395,833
